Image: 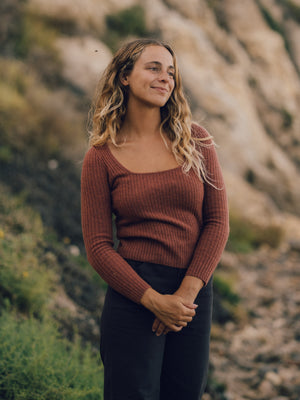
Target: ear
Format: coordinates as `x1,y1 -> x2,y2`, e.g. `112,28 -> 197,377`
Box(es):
120,73 -> 129,86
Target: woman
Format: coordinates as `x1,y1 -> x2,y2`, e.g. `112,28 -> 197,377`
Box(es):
81,38 -> 229,400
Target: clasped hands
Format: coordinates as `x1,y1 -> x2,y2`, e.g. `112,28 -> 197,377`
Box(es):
151,294 -> 197,336
140,276 -> 204,337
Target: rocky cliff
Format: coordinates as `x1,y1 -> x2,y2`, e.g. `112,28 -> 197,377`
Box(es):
16,0 -> 300,398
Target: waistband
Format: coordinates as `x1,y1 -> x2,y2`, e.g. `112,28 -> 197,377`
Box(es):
125,258 -> 213,297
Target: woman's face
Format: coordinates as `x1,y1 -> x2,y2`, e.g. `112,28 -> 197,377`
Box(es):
122,45 -> 175,108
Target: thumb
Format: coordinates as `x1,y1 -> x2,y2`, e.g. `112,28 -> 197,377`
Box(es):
183,302 -> 198,309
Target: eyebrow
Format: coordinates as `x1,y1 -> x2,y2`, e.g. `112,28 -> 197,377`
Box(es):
145,61 -> 175,70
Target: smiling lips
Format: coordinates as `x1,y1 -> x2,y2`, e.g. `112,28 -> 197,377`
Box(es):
152,86 -> 169,94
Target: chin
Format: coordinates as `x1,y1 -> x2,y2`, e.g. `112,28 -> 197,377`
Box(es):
149,97 -> 170,108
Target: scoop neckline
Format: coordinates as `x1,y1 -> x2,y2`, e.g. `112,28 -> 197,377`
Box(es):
104,143 -> 182,176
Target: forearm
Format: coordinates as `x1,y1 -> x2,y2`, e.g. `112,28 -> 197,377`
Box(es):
174,275 -> 204,303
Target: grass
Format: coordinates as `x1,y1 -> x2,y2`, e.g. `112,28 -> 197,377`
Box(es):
0,312 -> 103,400
0,185 -> 55,316
0,183 -> 105,399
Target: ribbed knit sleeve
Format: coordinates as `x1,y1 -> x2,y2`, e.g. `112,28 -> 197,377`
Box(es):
185,124 -> 230,284
81,147 -> 151,304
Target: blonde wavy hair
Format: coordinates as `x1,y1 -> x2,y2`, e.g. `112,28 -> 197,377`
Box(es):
89,38 -> 213,182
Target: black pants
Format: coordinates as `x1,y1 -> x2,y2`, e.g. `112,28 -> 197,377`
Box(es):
100,259 -> 213,400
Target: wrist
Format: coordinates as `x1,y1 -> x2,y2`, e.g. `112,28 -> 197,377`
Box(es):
140,287 -> 161,312
175,276 -> 204,303
174,289 -> 197,304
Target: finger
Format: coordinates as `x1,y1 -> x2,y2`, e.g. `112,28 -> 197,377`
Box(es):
170,324 -> 183,332
176,321 -> 188,327
155,321 -> 166,336
152,318 -> 160,332
183,304 -> 198,315
179,315 -> 193,323
172,315 -> 193,324
160,320 -> 181,332
183,303 -> 198,309
183,307 -> 197,317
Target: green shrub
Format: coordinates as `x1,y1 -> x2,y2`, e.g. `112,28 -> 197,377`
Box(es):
0,312 -> 103,400
0,61 -> 84,160
281,108 -> 293,129
0,234 -> 55,316
206,369 -> 227,400
212,274 -> 241,323
104,5 -> 148,51
282,0 -> 300,23
227,212 -> 283,253
106,5 -> 147,37
0,0 -> 26,57
0,184 -> 106,323
14,11 -> 59,59
0,146 -> 13,163
213,275 -> 239,306
0,0 -> 62,84
245,168 -> 256,184
0,186 -> 56,316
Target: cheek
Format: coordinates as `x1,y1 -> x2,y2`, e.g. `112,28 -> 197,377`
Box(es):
169,78 -> 175,90
169,82 -> 175,96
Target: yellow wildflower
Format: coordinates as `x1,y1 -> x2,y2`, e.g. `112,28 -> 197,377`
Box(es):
63,237 -> 71,244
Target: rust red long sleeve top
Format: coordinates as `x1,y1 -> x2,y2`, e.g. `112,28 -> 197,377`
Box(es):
81,124 -> 229,303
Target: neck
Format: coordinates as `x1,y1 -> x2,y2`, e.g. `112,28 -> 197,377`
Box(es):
121,100 -> 162,141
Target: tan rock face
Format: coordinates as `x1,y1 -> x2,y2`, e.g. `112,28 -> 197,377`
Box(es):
222,0 -> 300,165
223,0 -> 300,107
55,36 -> 112,94
285,19 -> 300,74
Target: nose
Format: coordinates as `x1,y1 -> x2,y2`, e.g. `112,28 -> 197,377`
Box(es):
158,69 -> 171,82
